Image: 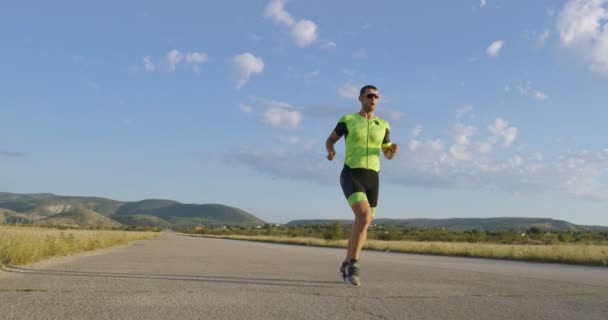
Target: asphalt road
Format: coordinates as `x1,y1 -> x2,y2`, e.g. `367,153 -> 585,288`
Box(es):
1,232 -> 607,320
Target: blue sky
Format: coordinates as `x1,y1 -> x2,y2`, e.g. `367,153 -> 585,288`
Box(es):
2,0 -> 608,225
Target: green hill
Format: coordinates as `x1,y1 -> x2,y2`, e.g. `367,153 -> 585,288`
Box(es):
0,192 -> 124,217
112,214 -> 172,228
114,199 -> 181,215
35,208 -> 122,228
0,192 -> 265,227
144,204 -> 265,226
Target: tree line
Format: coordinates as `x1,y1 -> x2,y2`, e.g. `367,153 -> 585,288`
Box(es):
177,222 -> 608,245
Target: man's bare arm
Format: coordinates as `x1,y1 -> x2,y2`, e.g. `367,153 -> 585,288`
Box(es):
326,131 -> 341,160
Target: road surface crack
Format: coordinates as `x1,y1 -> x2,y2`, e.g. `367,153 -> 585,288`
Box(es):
361,310 -> 389,320
0,288 -> 48,293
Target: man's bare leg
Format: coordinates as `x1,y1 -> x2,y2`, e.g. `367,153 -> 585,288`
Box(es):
345,200 -> 373,261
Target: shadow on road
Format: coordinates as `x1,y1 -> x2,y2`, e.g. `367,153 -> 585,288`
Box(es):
3,266 -> 342,288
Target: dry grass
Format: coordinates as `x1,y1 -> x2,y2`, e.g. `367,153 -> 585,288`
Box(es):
0,225 -> 161,267
194,234 -> 608,266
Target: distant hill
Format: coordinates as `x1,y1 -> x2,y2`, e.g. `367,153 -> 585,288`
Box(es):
286,217 -> 608,232
36,208 -> 122,228
139,204 -> 265,226
0,192 -> 265,228
113,202 -> 265,227
0,192 -> 123,217
112,214 -> 172,228
0,208 -> 42,224
114,200 -> 181,215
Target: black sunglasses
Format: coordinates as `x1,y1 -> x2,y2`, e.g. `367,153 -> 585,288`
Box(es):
364,93 -> 379,99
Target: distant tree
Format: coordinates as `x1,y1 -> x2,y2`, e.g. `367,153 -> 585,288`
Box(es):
558,232 -> 574,242
378,225 -> 401,241
324,221 -> 343,240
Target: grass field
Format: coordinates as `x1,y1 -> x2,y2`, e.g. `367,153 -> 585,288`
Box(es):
0,225 -> 161,267
192,234 -> 608,266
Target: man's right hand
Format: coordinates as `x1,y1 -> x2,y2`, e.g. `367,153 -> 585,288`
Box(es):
327,151 -> 336,161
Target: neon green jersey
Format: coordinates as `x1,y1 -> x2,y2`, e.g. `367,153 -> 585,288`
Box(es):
334,113 -> 392,172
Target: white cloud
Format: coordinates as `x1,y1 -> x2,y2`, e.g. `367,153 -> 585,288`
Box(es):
231,52 -> 264,89
511,81 -> 550,101
480,0 -> 487,7
408,139 -> 421,151
453,124 -> 476,145
241,97 -> 309,129
262,102 -> 302,129
292,19 -> 318,47
229,123 -> 608,201
533,90 -> 549,100
456,105 -> 474,119
385,147 -> 608,200
240,103 -> 253,113
228,148 -> 335,185
143,56 -> 155,72
289,68 -> 320,83
489,118 -> 518,147
383,110 -> 404,122
558,0 -> 606,45
552,149 -> 608,200
185,52 -> 209,72
487,40 -> 505,57
142,50 -> 208,73
591,28 -> 608,72
264,0 -> 318,48
450,144 -> 471,160
264,0 -> 294,25
321,41 -> 337,50
476,141 -> 493,154
166,49 -> 184,72
337,82 -> 360,99
530,152 -> 544,161
411,125 -> 423,137
557,0 -> 608,75
450,124 -> 476,160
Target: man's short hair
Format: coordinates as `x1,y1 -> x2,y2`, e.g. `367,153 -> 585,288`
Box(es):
360,85 -> 378,96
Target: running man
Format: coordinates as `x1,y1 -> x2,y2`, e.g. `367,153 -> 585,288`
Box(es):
325,84 -> 399,286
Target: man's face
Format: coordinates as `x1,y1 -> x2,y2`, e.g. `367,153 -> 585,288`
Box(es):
359,89 -> 380,113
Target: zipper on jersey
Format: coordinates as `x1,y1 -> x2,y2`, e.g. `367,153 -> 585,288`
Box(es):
366,119 -> 370,168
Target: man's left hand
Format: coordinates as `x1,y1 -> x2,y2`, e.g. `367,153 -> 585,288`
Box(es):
384,143 -> 399,159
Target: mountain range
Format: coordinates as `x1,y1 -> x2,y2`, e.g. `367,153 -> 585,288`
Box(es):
2,192 -> 607,232
0,192 -> 265,228
286,218 -> 608,232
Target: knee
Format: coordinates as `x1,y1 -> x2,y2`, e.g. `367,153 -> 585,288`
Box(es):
356,211 -> 373,227
352,202 -> 373,227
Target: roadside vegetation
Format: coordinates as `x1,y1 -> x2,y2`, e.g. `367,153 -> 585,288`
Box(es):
0,225 -> 161,267
177,222 -> 608,266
